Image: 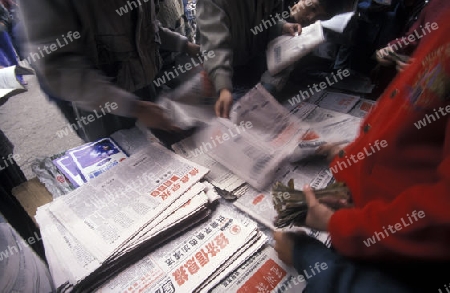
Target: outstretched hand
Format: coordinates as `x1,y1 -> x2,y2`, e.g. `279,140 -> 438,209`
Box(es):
315,142 -> 347,162
215,89 -> 233,118
133,101 -> 180,132
186,42 -> 200,57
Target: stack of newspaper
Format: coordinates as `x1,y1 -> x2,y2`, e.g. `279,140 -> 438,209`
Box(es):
212,245 -> 307,293
97,204 -> 268,293
35,143 -> 236,292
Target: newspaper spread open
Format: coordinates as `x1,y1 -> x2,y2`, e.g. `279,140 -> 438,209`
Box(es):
231,103 -> 364,247
172,136 -> 246,194
170,99 -> 356,196
349,98 -> 377,118
189,85 -> 311,190
306,90 -> 360,113
190,85 -> 361,190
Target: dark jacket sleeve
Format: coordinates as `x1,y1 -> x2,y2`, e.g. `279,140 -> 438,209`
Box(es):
0,3 -> 10,30
20,0 -> 139,118
158,22 -> 189,52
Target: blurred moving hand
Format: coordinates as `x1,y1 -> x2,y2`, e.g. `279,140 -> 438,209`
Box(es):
316,142 -> 347,162
215,88 -> 233,118
319,195 -> 354,210
186,42 -> 200,57
376,46 -> 396,66
376,46 -> 413,72
133,100 -> 180,132
283,23 -> 302,36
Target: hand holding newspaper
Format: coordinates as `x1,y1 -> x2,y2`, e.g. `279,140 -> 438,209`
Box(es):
267,12 -> 354,75
191,84 -> 361,191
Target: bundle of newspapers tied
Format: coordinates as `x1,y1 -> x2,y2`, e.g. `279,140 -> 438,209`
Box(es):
35,143 -> 266,292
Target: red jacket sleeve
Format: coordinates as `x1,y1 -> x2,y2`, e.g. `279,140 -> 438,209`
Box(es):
328,118 -> 450,262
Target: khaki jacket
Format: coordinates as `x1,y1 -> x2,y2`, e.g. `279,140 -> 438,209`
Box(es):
196,0 -> 284,92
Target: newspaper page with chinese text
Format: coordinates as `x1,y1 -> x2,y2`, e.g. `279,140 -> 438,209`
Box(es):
97,206 -> 262,293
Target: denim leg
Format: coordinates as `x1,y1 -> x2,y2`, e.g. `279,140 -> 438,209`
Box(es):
0,31 -> 18,67
292,235 -> 416,293
11,22 -> 25,60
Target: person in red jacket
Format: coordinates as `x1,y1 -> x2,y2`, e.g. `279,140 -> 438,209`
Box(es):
273,8 -> 450,293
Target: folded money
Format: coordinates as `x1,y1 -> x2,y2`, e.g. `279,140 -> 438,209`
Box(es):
271,179 -> 351,228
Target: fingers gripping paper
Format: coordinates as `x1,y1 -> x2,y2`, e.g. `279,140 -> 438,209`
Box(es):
267,12 -> 355,75
267,21 -> 325,75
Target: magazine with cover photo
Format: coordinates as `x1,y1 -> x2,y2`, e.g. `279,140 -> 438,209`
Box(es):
68,138 -> 128,182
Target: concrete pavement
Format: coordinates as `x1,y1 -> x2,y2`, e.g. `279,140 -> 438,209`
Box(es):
0,75 -> 83,179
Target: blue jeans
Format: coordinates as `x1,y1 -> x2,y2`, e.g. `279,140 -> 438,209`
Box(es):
0,30 -> 23,83
292,235 -> 446,293
0,30 -> 17,67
